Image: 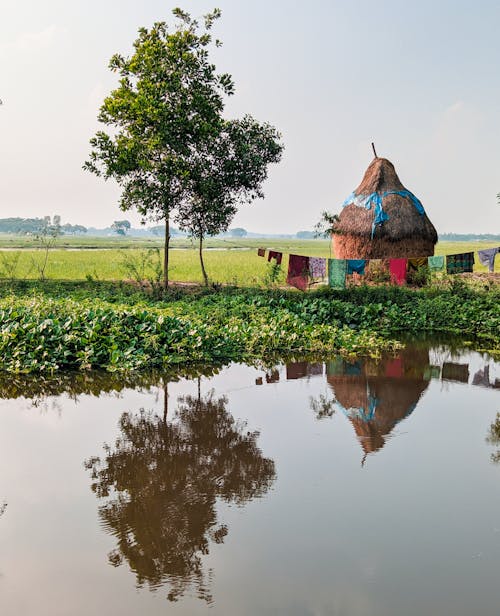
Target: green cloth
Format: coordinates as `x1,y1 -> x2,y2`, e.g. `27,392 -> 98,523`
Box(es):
423,365 -> 441,380
328,259 -> 347,288
428,255 -> 445,271
446,252 -> 474,274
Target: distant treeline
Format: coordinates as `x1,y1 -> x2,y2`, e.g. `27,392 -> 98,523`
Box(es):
3,218 -> 495,242
438,233 -> 500,242
0,218 -> 87,235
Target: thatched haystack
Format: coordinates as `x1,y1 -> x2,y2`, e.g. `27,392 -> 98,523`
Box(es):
333,157 -> 437,259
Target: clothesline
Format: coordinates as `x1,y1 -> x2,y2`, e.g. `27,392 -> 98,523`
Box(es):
257,246 -> 499,290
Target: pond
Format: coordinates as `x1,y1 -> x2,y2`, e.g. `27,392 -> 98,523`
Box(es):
0,342 -> 499,615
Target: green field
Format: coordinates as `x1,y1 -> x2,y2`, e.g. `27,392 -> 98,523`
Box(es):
0,238 -> 498,283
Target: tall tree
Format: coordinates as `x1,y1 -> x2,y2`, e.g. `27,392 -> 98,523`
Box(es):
176,115 -> 283,285
84,8 -> 234,287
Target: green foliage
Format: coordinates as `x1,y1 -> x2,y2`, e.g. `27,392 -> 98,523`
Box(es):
0,282 -> 497,374
119,248 -> 163,296
111,220 -> 131,236
31,216 -> 62,281
314,210 -> 340,238
84,8 -> 235,287
262,261 -> 284,288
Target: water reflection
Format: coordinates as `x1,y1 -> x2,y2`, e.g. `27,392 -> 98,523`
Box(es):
85,387 -> 276,603
326,347 -> 430,459
487,413 -> 500,463
257,345 -> 499,462
0,364 -> 222,405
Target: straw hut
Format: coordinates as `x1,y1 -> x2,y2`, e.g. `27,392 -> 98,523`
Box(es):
333,156 -> 437,259
327,348 -> 430,457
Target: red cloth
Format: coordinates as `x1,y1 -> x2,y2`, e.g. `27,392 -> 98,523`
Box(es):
268,250 -> 283,265
389,259 -> 407,285
385,357 -> 404,378
287,254 -> 309,291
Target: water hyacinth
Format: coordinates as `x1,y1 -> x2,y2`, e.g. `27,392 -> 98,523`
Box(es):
0,283 -> 497,373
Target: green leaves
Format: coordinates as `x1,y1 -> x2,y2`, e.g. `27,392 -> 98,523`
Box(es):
0,283 -> 497,374
84,8 -> 238,286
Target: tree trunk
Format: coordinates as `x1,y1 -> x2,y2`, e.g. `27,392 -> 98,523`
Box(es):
163,215 -> 170,288
198,234 -> 208,286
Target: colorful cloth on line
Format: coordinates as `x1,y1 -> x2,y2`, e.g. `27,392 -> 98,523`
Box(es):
446,252 -> 474,274
267,250 -> 282,265
442,362 -> 469,383
328,259 -> 347,289
346,259 -> 366,275
477,247 -> 499,273
423,365 -> 441,380
287,254 -> 310,291
257,248 -> 265,257
385,356 -> 404,378
309,257 -> 326,278
428,255 -> 445,272
408,257 -> 428,271
389,258 -> 407,285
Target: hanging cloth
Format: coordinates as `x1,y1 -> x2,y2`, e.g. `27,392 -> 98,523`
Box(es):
287,255 -> 310,291
423,365 -> 441,380
328,259 -> 347,289
385,356 -> 404,378
389,259 -> 407,285
477,247 -> 499,273
408,257 -> 428,271
309,257 -> 326,278
267,250 -> 283,265
257,248 -> 265,257
347,259 -> 366,275
446,252 -> 474,274
442,362 -> 469,383
428,255 -> 445,272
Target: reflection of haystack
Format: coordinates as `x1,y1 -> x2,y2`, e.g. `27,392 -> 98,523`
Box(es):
327,348 -> 430,455
333,157 -> 437,259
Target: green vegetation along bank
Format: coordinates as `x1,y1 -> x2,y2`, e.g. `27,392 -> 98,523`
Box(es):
0,281 -> 498,373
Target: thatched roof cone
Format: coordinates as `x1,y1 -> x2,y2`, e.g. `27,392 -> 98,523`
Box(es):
333,157 -> 438,259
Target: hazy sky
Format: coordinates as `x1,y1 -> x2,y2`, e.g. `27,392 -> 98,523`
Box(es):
1,0 -> 499,233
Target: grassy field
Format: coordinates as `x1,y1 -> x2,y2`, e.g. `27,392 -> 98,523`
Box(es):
0,238 -> 498,283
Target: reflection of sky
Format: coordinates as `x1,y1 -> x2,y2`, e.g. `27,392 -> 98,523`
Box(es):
0,347 -> 498,615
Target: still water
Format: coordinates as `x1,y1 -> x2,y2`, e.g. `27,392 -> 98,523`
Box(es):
0,343 -> 499,616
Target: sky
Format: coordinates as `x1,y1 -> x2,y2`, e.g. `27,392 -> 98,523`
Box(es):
1,0 -> 499,234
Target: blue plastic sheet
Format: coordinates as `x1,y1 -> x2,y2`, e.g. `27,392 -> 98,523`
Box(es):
342,189 -> 425,238
337,393 -> 378,422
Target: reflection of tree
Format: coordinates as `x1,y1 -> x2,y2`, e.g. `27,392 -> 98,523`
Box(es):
85,391 -> 275,602
486,413 -> 500,463
0,365 -> 221,405
309,393 -> 336,420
